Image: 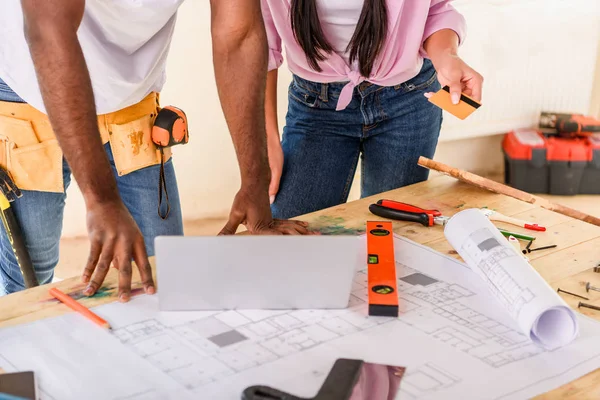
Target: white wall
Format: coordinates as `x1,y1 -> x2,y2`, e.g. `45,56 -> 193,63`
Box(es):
443,0 -> 600,140
61,0 -> 600,237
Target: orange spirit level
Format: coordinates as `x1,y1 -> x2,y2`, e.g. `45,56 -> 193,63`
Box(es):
366,221 -> 398,317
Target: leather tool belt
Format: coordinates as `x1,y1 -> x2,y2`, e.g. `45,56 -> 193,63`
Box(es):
0,92 -> 170,193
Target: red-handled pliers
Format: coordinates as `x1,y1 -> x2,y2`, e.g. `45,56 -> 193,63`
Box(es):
369,199 -> 450,227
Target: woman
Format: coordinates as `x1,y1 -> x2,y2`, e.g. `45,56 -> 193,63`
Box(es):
262,0 -> 483,219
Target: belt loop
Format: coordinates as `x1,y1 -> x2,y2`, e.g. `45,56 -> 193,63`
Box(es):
320,83 -> 329,103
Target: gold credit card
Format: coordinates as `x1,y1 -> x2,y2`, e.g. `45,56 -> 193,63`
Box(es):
428,85 -> 481,120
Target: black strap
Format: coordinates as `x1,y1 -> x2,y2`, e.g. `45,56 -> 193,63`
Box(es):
157,148 -> 171,220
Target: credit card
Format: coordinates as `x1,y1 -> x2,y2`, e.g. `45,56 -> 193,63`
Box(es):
428,85 -> 481,120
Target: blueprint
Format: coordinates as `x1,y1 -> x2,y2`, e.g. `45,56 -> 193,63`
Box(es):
445,209 -> 579,349
2,236 -> 600,400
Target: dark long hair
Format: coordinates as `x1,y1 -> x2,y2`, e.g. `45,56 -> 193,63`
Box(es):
290,0 -> 388,77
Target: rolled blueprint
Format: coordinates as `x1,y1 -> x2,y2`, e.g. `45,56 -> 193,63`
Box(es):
444,209 -> 578,350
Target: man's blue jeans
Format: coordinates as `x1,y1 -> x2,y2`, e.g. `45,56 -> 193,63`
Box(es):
271,59 -> 443,219
0,78 -> 184,295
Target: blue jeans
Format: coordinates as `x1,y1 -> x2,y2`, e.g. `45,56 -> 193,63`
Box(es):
271,59 -> 443,219
0,79 -> 184,295
0,78 -> 25,103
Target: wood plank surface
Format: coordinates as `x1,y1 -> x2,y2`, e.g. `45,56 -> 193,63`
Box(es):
1,175 -> 600,398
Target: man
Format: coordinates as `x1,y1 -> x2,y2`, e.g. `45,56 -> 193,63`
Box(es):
0,0 -> 308,300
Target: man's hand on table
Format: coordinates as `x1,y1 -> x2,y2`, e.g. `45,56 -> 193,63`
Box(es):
210,0 -> 312,236
219,179 -> 311,236
82,200 -> 155,302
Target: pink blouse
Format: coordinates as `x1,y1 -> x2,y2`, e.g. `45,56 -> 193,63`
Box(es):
261,0 -> 466,111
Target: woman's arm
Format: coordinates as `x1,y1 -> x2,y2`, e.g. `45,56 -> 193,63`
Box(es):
422,1 -> 483,103
423,28 -> 458,61
265,69 -> 284,203
261,0 -> 285,203
266,69 -> 280,142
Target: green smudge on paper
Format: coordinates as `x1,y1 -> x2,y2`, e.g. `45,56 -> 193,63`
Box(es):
69,286 -> 114,301
310,216 -> 365,236
41,285 -> 144,304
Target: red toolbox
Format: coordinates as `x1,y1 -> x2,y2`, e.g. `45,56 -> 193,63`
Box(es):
503,129 -> 600,195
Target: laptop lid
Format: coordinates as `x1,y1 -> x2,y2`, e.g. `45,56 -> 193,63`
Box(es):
155,236 -> 362,311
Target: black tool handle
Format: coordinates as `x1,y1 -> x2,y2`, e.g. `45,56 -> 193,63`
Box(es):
242,359 -> 364,400
0,208 -> 38,288
314,359 -> 363,400
369,204 -> 431,227
242,386 -> 303,400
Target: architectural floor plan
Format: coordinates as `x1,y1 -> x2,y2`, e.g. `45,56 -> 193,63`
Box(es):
1,236 -> 600,399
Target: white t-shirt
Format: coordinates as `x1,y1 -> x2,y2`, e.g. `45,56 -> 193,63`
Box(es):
316,0 -> 364,66
0,0 -> 185,114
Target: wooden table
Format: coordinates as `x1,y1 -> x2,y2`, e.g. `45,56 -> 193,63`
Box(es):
1,175 -> 600,398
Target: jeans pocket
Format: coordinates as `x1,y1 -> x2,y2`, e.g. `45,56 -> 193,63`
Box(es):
395,61 -> 439,93
288,80 -> 320,108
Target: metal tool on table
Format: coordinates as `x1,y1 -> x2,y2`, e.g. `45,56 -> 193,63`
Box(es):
479,208 -> 546,232
242,358 -> 405,400
523,244 -> 557,254
578,302 -> 600,312
586,282 -> 600,293
0,167 -> 37,288
557,288 -> 588,301
369,200 -> 450,227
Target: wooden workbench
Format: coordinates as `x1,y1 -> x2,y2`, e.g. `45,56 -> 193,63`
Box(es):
1,174 -> 600,398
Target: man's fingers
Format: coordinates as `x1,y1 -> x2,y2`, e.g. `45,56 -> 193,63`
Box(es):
280,226 -> 309,235
84,247 -> 114,296
133,238 -> 155,295
254,228 -> 284,236
219,214 -> 242,235
273,219 -> 309,228
261,220 -> 314,235
272,220 -> 311,235
423,92 -> 434,99
117,253 -> 133,302
82,238 -> 101,283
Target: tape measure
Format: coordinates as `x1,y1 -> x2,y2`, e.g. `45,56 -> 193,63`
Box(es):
152,106 -> 189,147
366,221 -> 398,317
151,106 -> 189,220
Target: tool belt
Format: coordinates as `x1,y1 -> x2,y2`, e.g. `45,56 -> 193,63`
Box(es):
0,92 -> 171,193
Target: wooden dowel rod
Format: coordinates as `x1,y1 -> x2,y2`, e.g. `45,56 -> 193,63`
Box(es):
418,156 -> 600,227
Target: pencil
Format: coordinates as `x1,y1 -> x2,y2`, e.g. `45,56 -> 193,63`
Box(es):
498,229 -> 536,242
49,287 -> 112,330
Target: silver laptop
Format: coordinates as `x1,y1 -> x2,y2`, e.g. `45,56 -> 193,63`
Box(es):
155,236 -> 362,311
